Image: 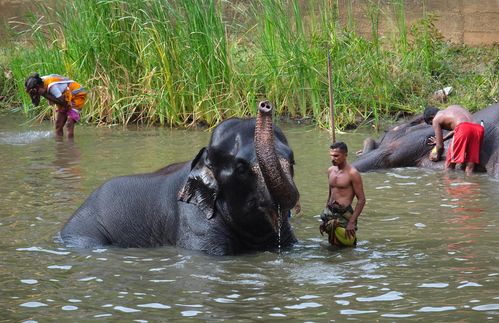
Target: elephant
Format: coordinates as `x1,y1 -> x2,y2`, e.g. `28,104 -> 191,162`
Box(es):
352,103 -> 499,178
60,101 -> 300,255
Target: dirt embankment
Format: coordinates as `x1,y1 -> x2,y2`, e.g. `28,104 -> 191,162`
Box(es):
335,0 -> 499,45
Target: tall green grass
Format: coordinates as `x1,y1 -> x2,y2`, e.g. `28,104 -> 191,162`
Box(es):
4,0 -> 499,129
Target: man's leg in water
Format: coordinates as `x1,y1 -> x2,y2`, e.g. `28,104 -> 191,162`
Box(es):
55,111 -> 67,137
465,162 -> 475,175
66,117 -> 75,139
446,162 -> 456,171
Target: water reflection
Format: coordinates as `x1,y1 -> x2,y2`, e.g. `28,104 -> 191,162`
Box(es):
52,138 -> 82,182
443,173 -> 484,214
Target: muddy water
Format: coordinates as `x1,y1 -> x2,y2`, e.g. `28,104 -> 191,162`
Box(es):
1,111 -> 498,321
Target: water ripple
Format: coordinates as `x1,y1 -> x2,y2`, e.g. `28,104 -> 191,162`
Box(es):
17,246 -> 70,255
340,309 -> 377,315
381,313 -> 416,318
20,302 -> 48,308
418,283 -> 449,288
181,310 -> 202,317
472,304 -> 499,311
356,291 -> 404,302
416,306 -> 457,312
47,265 -> 72,270
62,305 -> 78,311
457,281 -> 482,288
285,302 -> 322,309
214,298 -> 236,304
114,306 -> 140,313
137,303 -> 171,309
149,279 -> 175,283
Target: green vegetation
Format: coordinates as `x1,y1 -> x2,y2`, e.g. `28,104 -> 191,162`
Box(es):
2,0 -> 498,128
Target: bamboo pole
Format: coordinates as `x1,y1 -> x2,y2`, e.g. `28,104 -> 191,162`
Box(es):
327,50 -> 336,143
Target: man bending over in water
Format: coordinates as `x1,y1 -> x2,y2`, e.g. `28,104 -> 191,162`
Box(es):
25,73 -> 87,138
424,105 -> 484,175
320,141 -> 366,247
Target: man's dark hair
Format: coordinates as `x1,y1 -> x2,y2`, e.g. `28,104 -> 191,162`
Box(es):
24,73 -> 43,91
330,141 -> 348,153
423,106 -> 439,125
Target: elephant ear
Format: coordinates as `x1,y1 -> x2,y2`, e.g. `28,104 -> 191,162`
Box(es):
178,147 -> 218,219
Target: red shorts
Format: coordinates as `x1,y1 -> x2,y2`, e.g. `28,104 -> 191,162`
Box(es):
446,122 -> 484,166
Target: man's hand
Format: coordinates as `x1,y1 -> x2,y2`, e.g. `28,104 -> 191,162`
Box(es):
319,223 -> 326,236
345,221 -> 356,240
429,153 -> 440,162
427,136 -> 436,145
30,94 -> 41,106
429,147 -> 440,162
293,203 -> 301,216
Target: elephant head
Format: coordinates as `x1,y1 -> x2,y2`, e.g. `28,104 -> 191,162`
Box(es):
178,101 -> 299,248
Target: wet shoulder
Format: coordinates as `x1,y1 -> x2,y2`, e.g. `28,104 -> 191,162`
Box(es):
348,164 -> 362,178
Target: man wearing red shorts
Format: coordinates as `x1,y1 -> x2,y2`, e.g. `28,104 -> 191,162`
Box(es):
424,105 -> 484,175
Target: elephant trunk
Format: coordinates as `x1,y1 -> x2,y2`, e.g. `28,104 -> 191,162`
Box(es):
254,101 -> 299,210
351,150 -> 384,172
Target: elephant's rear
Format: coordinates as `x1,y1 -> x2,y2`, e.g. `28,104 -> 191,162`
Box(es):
61,173 -> 182,248
60,188 -> 112,248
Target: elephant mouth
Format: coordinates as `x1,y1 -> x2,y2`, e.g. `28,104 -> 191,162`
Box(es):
270,209 -> 281,232
260,206 -> 284,233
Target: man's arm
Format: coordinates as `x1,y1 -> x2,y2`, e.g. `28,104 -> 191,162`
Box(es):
326,167 -> 332,206
431,118 -> 444,161
43,86 -> 69,109
443,131 -> 454,142
320,168 -> 333,235
345,170 -> 365,239
433,118 -> 444,151
427,130 -> 454,145
43,92 -> 69,109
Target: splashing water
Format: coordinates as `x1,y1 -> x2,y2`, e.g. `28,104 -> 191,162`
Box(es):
0,130 -> 52,145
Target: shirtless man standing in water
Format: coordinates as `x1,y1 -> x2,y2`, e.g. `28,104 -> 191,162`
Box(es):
320,141 -> 366,247
424,105 -> 484,175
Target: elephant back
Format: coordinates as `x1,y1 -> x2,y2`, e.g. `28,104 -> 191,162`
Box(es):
473,103 -> 499,125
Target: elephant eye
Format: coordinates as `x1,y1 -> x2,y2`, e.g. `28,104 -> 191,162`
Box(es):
235,161 -> 249,176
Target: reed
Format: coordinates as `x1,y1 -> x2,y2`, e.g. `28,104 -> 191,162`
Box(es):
4,0 -> 498,129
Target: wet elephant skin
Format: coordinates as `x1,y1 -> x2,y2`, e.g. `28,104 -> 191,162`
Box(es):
352,103 -> 499,178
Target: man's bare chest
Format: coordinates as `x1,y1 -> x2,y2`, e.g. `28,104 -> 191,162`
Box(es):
329,171 -> 351,188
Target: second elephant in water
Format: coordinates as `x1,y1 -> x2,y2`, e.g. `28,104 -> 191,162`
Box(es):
61,101 -> 300,255
352,103 -> 499,178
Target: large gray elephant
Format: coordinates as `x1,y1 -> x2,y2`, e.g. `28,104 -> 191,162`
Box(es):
61,101 -> 299,255
352,103 -> 499,178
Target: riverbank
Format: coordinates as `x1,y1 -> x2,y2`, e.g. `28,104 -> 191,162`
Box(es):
1,0 -> 498,129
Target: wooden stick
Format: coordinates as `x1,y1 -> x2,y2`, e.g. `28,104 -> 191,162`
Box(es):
327,50 -> 336,143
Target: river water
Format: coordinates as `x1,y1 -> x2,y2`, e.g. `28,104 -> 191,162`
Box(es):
1,111 -> 498,321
